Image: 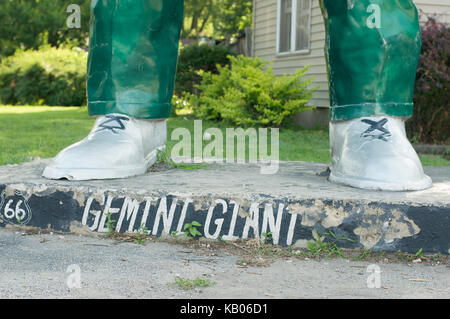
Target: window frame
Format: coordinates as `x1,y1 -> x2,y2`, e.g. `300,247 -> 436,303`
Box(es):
276,0 -> 312,56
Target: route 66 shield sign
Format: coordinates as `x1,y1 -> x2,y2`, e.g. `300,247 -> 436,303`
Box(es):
0,190 -> 32,226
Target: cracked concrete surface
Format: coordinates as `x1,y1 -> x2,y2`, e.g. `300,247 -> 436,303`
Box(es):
0,228 -> 448,299
1,160 -> 449,206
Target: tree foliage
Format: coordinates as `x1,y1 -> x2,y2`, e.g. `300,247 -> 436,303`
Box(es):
0,46 -> 87,106
0,0 -> 252,57
0,0 -> 90,57
182,0 -> 253,39
175,43 -> 235,96
406,17 -> 450,143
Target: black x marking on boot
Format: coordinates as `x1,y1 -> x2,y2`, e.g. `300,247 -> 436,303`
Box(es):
96,115 -> 130,134
361,118 -> 392,142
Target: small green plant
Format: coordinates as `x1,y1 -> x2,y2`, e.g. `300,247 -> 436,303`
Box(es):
171,231 -> 179,237
16,216 -> 23,226
105,212 -> 116,236
353,249 -> 372,261
157,149 -> 208,170
415,248 -> 424,259
431,253 -> 443,262
184,221 -> 203,239
157,148 -> 173,166
396,250 -> 406,260
306,229 -> 354,259
134,223 -> 149,245
169,277 -> 216,290
262,232 -> 273,244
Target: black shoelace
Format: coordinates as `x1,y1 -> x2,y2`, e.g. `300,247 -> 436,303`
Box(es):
360,118 -> 392,142
96,115 -> 130,134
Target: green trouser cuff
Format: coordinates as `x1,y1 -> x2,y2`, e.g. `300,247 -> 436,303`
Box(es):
330,103 -> 413,122
320,0 -> 421,122
87,0 -> 184,119
88,102 -> 172,119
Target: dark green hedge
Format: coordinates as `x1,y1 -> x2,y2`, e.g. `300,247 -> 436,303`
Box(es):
175,42 -> 235,96
407,18 -> 449,144
0,46 -> 87,106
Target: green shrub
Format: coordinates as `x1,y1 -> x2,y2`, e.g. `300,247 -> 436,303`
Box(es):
0,0 -> 91,58
175,43 -> 235,96
186,55 -> 317,127
0,46 -> 87,106
407,18 -> 449,144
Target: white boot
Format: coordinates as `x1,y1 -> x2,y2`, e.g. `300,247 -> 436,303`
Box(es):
329,116 -> 432,191
43,114 -> 167,180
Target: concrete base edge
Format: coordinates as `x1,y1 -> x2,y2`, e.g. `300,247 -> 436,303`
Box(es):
1,183 -> 448,255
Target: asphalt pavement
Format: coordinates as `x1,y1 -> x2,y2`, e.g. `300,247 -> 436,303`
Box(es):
0,228 -> 448,299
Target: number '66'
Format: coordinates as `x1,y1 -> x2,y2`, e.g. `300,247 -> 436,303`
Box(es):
3,199 -> 26,220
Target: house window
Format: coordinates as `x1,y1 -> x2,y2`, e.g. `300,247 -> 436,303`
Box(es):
277,0 -> 312,54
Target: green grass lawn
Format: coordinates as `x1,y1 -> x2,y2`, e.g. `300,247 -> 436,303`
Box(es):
0,105 -> 449,167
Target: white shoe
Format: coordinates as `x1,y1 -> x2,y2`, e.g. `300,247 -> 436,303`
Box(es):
43,114 -> 167,180
329,116 -> 432,191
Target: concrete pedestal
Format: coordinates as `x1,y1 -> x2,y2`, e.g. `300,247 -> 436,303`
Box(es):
1,160 -> 448,254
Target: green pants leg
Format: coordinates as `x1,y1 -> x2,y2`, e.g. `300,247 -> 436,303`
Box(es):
319,0 -> 421,121
87,0 -> 184,119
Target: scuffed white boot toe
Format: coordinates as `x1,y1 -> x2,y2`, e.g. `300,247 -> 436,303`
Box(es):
43,114 -> 167,181
329,116 -> 432,191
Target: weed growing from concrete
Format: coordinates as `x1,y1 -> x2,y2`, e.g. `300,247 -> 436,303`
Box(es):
352,249 -> 372,261
134,224 -> 149,245
415,248 -> 424,259
169,277 -> 216,290
304,229 -> 355,259
156,149 -> 208,170
262,232 -> 273,244
105,212 -> 116,237
184,221 -> 202,239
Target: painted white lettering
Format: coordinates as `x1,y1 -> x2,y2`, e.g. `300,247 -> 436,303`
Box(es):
152,197 -> 178,235
242,203 -> 260,239
205,199 -> 227,239
82,197 -> 94,226
116,197 -> 141,232
286,212 -> 298,246
176,198 -> 193,235
222,200 -> 240,241
261,203 -> 284,245
140,197 -> 155,229
98,196 -> 120,233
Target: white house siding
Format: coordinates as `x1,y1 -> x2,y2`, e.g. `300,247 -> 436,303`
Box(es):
252,0 -> 450,128
415,0 -> 450,23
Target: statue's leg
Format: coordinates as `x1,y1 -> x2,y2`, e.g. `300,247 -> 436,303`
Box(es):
320,0 -> 432,190
43,0 -> 184,180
